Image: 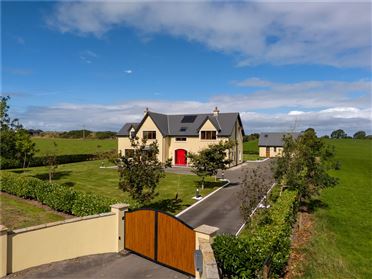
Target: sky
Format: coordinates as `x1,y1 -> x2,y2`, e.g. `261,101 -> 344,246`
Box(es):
2,1 -> 372,135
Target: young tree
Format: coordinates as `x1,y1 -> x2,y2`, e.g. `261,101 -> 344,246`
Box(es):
330,129 -> 347,139
44,141 -> 58,182
15,129 -> 37,168
275,129 -> 338,200
188,140 -> 235,189
353,130 -> 366,139
117,138 -> 170,205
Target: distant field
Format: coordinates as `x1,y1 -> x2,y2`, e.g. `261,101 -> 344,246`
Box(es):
299,139 -> 372,278
243,140 -> 260,160
8,160 -> 222,214
32,138 -> 117,155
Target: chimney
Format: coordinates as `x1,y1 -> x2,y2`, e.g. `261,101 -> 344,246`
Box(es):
213,106 -> 220,116
144,107 -> 149,115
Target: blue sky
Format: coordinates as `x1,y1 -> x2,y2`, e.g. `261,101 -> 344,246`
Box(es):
2,1 -> 371,135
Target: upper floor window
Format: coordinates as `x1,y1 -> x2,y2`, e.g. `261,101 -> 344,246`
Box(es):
201,131 -> 217,140
130,131 -> 136,139
176,137 -> 187,141
143,131 -> 156,140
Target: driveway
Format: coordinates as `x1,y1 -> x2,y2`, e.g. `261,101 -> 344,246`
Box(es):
6,252 -> 190,279
178,160 -> 274,235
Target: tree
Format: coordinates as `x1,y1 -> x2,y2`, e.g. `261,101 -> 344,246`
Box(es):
44,141 -> 58,182
15,129 -> 37,168
275,129 -> 338,200
117,138 -> 170,205
0,96 -> 36,169
331,129 -> 347,139
188,140 -> 235,189
353,130 -> 366,139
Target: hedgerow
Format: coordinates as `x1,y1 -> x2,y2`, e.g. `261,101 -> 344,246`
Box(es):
0,172 -> 120,216
212,190 -> 298,278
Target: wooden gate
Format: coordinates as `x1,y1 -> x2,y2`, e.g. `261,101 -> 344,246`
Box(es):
124,209 -> 195,276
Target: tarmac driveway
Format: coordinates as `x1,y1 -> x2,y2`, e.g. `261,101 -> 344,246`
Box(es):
6,252 -> 190,279
178,160 -> 274,235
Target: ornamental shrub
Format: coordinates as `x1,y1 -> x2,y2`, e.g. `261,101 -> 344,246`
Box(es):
213,190 -> 298,278
0,172 -> 121,216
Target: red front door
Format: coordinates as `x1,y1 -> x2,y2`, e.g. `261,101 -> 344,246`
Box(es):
175,149 -> 187,165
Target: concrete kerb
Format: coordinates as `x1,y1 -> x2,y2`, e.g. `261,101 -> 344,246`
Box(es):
235,182 -> 277,236
175,179 -> 230,217
245,157 -> 270,163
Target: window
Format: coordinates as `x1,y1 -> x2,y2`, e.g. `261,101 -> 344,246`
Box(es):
180,127 -> 187,132
201,131 -> 217,140
143,131 -> 156,140
274,147 -> 277,152
130,131 -> 136,139
176,137 -> 187,141
125,149 -> 134,158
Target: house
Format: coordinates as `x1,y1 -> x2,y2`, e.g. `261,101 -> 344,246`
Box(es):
258,132 -> 300,158
117,107 -> 245,166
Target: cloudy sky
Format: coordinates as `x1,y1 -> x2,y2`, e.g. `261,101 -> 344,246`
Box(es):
2,1 -> 371,135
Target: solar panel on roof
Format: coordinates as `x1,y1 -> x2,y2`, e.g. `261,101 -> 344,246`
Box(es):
181,115 -> 197,123
180,127 -> 187,132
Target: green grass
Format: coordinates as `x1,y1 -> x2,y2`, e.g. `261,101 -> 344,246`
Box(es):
32,138 -> 116,155
299,139 -> 372,278
0,193 -> 66,230
9,160 -> 223,214
243,140 -> 259,160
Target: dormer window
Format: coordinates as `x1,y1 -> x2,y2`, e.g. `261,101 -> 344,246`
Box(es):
130,131 -> 136,139
201,131 -> 217,140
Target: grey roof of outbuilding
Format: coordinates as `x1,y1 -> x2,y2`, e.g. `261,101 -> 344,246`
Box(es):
117,111 -> 244,137
117,123 -> 139,136
258,132 -> 300,147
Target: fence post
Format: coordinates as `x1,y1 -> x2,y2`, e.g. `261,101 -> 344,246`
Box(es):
0,225 -> 8,277
194,225 -> 219,279
111,204 -> 129,252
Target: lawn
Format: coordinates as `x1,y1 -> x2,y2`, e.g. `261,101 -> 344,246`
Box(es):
243,140 -> 260,161
8,160 -> 223,214
32,138 -> 117,155
0,193 -> 66,230
298,139 -> 372,278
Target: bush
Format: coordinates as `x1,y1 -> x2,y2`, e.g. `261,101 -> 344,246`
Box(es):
71,192 -> 117,216
213,190 -> 298,278
0,172 -> 121,216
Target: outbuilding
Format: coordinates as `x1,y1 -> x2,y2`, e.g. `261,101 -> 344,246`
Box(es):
258,132 -> 300,158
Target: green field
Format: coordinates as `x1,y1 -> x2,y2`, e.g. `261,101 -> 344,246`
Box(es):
299,139 -> 372,278
243,140 -> 260,160
0,193 -> 66,230
10,160 -> 222,213
32,138 -> 116,155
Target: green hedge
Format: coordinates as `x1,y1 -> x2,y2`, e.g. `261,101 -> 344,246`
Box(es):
0,172 -> 119,217
212,190 -> 298,278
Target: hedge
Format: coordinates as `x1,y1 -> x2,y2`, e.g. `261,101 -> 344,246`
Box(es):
1,151 -> 117,170
0,172 -> 120,217
212,190 -> 298,278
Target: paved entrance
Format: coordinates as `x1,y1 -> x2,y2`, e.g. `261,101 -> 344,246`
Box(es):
5,253 -> 190,279
178,160 -> 274,235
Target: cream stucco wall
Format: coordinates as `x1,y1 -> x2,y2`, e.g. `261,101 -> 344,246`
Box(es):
117,115 -> 244,166
259,146 -> 284,158
7,213 -> 117,273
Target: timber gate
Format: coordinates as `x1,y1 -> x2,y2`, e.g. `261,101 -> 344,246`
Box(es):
124,209 -> 195,276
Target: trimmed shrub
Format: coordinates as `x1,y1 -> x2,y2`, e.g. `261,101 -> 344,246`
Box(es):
0,172 -> 122,216
213,190 -> 298,278
71,192 -> 117,216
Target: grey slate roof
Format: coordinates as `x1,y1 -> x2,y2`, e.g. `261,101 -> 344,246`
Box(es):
117,123 -> 139,136
258,132 -> 300,147
117,111 -> 244,137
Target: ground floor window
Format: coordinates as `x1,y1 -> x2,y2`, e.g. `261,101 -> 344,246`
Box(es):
125,149 -> 134,157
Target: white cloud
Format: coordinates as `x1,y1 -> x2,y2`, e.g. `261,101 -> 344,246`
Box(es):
125,69 -> 133,74
47,2 -> 371,67
13,78 -> 372,135
80,49 -> 98,64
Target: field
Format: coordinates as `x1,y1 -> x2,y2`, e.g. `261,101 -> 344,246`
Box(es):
243,139 -> 260,160
9,160 -> 222,213
298,139 -> 372,278
32,138 -> 116,155
0,193 -> 66,230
